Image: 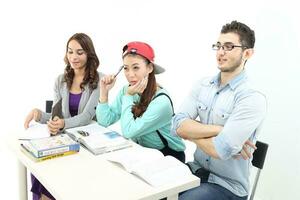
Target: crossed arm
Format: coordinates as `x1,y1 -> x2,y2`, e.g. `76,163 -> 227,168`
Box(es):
176,119 -> 256,160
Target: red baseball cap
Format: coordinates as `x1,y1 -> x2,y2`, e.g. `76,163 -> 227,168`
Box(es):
122,41 -> 165,74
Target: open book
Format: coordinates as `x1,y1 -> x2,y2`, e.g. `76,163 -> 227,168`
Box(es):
65,123 -> 132,155
106,146 -> 192,187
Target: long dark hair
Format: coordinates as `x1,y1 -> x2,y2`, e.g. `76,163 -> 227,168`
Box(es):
63,33 -> 99,90
128,55 -> 157,119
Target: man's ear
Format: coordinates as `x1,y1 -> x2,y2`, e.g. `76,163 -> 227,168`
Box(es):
244,48 -> 254,60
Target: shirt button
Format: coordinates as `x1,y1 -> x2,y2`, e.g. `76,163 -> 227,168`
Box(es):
206,159 -> 209,162
216,92 -> 219,95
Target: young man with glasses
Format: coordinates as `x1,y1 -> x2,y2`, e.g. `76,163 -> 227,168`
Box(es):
172,21 -> 267,200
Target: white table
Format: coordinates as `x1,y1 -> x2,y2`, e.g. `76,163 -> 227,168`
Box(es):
10,136 -> 200,200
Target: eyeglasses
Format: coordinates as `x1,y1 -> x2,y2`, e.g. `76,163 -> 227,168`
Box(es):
212,43 -> 248,51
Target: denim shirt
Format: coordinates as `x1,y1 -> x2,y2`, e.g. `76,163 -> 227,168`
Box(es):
172,71 -> 267,197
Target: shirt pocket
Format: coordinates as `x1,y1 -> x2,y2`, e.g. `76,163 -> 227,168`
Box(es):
197,101 -> 209,122
213,109 -> 231,125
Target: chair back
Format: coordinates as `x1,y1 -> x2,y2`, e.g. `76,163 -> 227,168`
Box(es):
252,141 -> 268,169
46,100 -> 53,113
249,140 -> 269,200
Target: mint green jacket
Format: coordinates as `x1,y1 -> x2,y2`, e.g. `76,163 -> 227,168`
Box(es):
96,86 -> 185,151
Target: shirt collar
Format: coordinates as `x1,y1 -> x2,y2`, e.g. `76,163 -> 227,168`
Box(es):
210,70 -> 247,90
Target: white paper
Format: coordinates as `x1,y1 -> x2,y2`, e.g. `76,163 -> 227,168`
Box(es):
19,122 -> 50,140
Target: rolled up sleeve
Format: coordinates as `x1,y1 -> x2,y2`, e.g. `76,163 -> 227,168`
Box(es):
213,91 -> 267,160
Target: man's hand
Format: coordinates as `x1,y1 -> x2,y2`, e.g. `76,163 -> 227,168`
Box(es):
234,140 -> 257,160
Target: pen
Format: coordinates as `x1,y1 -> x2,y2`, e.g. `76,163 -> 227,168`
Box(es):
114,65 -> 124,77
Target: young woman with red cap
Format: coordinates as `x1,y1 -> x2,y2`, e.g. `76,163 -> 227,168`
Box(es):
96,41 -> 186,162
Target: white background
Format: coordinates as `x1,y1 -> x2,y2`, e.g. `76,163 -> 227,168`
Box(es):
0,0 -> 299,199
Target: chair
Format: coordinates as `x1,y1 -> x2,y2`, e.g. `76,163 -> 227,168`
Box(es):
249,140 -> 269,200
45,100 -> 53,113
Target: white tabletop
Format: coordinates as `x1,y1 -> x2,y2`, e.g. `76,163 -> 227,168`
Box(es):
10,135 -> 200,200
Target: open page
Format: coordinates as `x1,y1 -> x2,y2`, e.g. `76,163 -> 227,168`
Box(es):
132,156 -> 192,187
65,123 -> 132,155
107,146 -> 164,173
107,146 -> 192,187
19,122 -> 50,140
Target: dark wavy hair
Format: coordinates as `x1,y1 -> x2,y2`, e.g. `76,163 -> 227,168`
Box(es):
123,54 -> 157,119
221,20 -> 255,48
64,33 -> 99,90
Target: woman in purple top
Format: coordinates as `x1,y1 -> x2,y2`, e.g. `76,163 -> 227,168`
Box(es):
23,33 -> 103,200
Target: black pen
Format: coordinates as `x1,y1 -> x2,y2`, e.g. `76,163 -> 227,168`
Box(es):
114,65 -> 124,77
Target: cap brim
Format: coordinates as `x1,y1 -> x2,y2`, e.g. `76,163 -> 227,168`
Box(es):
153,63 -> 165,74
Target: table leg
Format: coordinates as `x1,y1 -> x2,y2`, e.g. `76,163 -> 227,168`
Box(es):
167,193 -> 178,200
18,160 -> 27,200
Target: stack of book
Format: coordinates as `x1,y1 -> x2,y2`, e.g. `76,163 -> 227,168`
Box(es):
20,134 -> 80,162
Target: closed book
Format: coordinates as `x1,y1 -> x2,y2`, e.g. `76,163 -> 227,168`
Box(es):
21,134 -> 80,158
20,144 -> 78,162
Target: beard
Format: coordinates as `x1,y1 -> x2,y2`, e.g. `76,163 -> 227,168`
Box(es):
219,55 -> 244,73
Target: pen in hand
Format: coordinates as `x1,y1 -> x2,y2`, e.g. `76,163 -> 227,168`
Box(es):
49,116 -> 60,136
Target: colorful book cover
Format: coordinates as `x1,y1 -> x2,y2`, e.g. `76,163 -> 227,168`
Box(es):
20,144 -> 78,162
21,134 -> 80,158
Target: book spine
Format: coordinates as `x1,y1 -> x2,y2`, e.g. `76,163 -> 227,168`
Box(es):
36,151 -> 78,162
38,143 -> 80,157
21,145 -> 78,162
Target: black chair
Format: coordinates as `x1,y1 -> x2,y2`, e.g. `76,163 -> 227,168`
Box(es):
46,100 -> 53,113
249,141 -> 269,200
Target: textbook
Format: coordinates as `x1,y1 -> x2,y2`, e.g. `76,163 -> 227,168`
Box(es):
65,123 -> 132,155
20,144 -> 78,162
20,134 -> 80,158
106,146 -> 193,187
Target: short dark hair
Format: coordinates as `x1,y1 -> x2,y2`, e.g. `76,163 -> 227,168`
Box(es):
221,21 -> 255,48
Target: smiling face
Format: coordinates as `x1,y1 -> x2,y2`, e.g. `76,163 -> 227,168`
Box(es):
216,32 -> 246,73
123,54 -> 153,85
66,40 -> 87,70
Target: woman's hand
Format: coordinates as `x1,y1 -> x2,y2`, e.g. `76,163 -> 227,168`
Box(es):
99,75 -> 117,103
24,108 -> 42,129
47,116 -> 65,135
127,76 -> 148,96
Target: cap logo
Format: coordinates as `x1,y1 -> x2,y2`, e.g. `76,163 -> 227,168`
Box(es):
130,48 -> 137,53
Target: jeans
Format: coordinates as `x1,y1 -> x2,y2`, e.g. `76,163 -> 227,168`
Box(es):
179,183 -> 247,200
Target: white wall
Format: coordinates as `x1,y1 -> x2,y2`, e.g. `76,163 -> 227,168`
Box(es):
0,0 -> 299,199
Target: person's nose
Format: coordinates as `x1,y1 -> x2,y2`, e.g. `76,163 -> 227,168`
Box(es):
217,47 -> 226,55
70,53 -> 80,62
127,69 -> 135,78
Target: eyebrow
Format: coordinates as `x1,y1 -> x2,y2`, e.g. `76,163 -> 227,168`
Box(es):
216,41 -> 234,45
67,47 -> 84,51
124,63 -> 140,67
